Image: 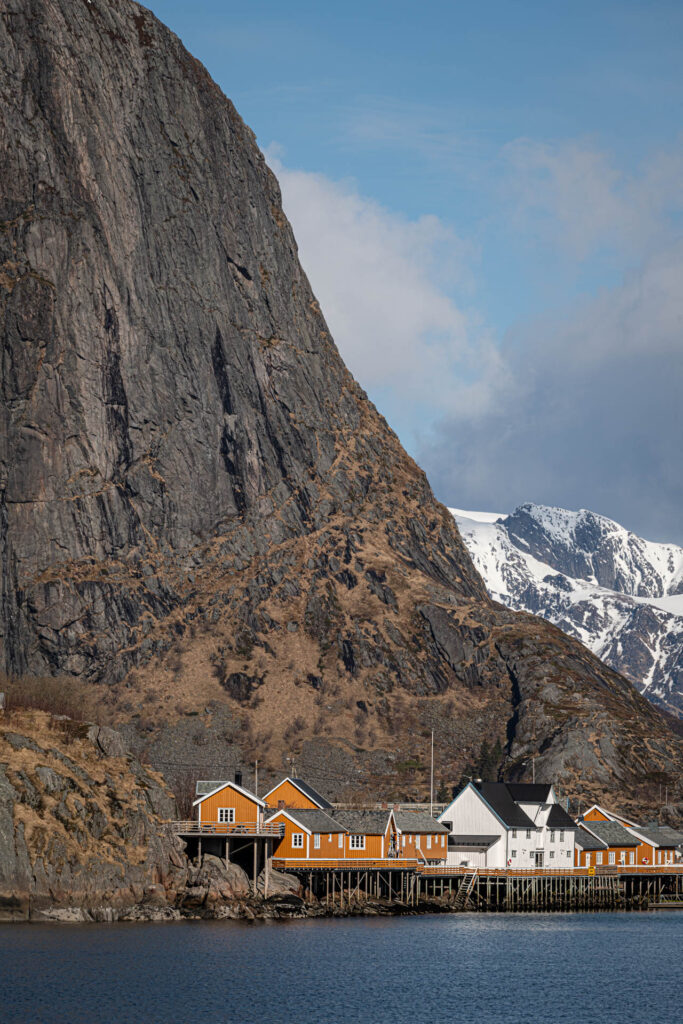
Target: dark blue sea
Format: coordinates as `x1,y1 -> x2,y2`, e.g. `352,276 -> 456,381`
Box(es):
1,912 -> 681,1024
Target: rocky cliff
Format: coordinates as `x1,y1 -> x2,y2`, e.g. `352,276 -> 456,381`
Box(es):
1,0 -> 681,821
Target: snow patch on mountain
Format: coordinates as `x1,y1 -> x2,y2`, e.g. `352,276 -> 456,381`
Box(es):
451,503 -> 683,717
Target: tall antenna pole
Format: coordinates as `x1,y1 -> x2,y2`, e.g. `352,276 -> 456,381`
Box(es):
255,759 -> 259,798
532,756 -> 535,784
430,730 -> 434,816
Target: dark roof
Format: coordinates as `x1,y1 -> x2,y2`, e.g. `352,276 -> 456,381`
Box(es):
394,810 -> 449,834
289,778 -> 333,810
506,783 -> 553,804
196,780 -> 228,796
448,835 -> 501,847
583,820 -> 640,848
576,827 -> 607,851
474,783 -> 537,829
546,804 -> 578,830
266,808 -> 345,833
632,825 -> 683,847
333,810 -> 391,835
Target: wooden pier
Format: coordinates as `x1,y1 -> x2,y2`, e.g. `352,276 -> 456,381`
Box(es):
273,862 -> 683,912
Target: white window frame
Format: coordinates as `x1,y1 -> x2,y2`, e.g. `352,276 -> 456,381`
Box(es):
338,832 -> 343,848
218,808 -> 235,823
584,853 -> 590,866
549,830 -> 555,842
292,833 -> 304,849
426,835 -> 432,849
511,829 -> 517,839
559,830 -> 565,842
511,850 -> 517,858
349,835 -> 366,850
549,850 -> 555,859
596,852 -> 603,865
609,851 -> 616,865
314,833 -> 321,849
526,829 -> 532,839
629,851 -> 635,865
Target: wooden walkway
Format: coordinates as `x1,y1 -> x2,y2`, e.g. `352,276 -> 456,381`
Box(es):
277,862 -> 683,912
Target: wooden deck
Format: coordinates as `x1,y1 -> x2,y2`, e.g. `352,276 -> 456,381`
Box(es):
168,820 -> 284,837
273,859 -> 683,877
273,858 -> 426,871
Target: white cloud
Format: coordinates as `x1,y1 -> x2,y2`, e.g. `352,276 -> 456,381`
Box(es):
269,155 -> 505,433
503,137 -> 683,260
267,143 -> 683,543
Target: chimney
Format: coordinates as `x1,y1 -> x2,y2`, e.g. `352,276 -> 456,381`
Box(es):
234,769 -> 243,787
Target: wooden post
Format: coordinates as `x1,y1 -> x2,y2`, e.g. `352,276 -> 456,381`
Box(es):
264,839 -> 270,898
225,837 -> 231,868
198,837 -> 202,865
253,839 -> 258,888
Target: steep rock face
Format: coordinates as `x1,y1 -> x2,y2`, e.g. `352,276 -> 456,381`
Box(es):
1,0 -> 681,819
0,710 -> 187,919
453,506 -> 683,717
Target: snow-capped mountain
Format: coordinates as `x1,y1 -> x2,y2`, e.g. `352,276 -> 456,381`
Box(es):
451,504 -> 683,717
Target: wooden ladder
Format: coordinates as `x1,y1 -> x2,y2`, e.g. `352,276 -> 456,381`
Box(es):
454,870 -> 477,909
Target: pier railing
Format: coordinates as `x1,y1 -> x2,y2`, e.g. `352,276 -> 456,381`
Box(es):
167,820 -> 285,837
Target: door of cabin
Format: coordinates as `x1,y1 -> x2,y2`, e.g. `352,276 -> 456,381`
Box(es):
535,851 -> 544,867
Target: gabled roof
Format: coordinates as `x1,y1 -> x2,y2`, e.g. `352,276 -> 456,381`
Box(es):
394,810 -> 449,835
580,820 -> 640,848
626,824 -> 683,848
263,777 -> 332,809
265,808 -> 345,834
546,804 -> 578,830
582,803 -> 640,827
192,779 -> 265,808
473,783 -> 537,830
506,783 -> 553,804
575,827 -> 608,851
333,810 -> 393,835
196,780 -> 228,796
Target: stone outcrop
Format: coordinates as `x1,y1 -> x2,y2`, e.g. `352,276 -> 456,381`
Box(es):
0,709 -> 188,920
0,0 -> 681,821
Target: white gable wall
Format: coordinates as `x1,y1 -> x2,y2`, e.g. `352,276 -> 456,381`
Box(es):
439,785 -> 507,868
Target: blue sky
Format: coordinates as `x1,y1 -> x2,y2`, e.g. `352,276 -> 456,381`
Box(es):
149,1 -> 683,543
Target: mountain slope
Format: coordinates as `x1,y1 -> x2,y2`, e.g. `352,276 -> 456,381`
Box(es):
1,0 -> 681,820
452,505 -> 683,717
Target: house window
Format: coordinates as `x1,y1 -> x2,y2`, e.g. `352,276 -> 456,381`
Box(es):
526,829 -> 532,839
560,831 -> 565,842
314,834 -> 320,849
292,833 -> 304,849
218,808 -> 235,823
350,835 -> 366,850
328,834 -> 332,842
512,829 -> 517,839
338,833 -> 343,848
427,836 -> 432,849
549,851 -> 555,859
566,850 -> 571,858
629,852 -> 635,865
596,852 -> 603,865
549,831 -> 555,842
511,850 -> 517,858
585,853 -> 591,866
609,852 -> 616,865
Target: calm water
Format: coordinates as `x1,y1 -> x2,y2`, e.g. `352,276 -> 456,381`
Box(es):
1,913 -> 681,1024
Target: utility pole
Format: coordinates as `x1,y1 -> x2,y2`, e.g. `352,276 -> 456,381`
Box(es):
430,730 -> 434,816
532,756 -> 535,784
255,759 -> 259,798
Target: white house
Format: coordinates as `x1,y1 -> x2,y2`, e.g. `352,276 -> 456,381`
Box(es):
438,782 -> 577,869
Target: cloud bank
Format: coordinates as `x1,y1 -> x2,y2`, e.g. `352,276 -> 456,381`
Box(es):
271,140 -> 683,544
